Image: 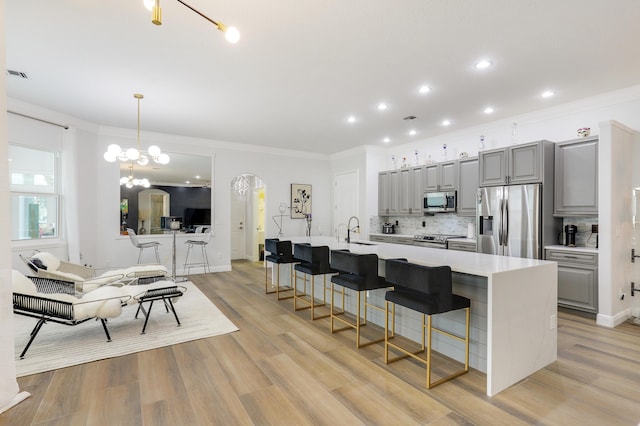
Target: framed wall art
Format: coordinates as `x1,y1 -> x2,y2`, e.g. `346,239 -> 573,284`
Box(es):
290,183 -> 312,219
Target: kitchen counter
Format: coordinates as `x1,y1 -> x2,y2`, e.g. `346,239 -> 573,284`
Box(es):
284,236 -> 557,396
544,244 -> 598,254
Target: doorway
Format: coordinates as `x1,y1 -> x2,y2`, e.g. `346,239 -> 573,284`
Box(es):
230,174 -> 266,261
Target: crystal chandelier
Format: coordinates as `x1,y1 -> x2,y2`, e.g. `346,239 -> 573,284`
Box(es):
103,94 -> 170,166
232,175 -> 250,195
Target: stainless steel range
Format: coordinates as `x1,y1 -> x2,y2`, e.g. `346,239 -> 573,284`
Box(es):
413,233 -> 465,249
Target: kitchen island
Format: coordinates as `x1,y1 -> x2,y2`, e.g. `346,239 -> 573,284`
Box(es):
282,236 -> 557,396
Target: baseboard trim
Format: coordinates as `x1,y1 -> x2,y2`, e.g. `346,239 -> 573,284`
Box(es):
596,309 -> 630,328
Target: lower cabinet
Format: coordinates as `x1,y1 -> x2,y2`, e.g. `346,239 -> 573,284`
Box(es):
447,240 -> 477,252
369,235 -> 415,245
545,248 -> 598,313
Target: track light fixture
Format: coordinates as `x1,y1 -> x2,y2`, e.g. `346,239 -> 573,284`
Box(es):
143,0 -> 240,43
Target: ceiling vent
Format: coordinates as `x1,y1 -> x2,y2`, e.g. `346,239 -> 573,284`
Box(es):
6,69 -> 29,79
403,115 -> 416,120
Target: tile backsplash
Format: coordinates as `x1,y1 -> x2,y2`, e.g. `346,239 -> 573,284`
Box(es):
370,215 -> 599,248
561,217 -> 598,248
371,214 -> 474,237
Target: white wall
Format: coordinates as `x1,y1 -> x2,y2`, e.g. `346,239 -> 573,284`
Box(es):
0,0 -> 24,412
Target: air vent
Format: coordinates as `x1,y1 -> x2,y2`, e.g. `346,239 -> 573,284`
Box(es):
403,115 -> 416,120
6,69 -> 29,79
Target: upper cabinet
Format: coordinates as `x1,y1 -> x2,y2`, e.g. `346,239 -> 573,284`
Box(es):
424,160 -> 458,192
457,157 -> 479,217
554,136 -> 598,216
378,166 -> 424,216
479,140 -> 554,186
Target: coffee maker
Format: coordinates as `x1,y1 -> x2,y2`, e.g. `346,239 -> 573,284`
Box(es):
565,225 -> 577,247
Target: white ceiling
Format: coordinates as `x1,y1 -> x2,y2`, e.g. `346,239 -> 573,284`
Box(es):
5,0 -> 640,156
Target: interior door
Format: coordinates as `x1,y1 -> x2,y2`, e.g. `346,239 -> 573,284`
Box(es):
231,196 -> 246,260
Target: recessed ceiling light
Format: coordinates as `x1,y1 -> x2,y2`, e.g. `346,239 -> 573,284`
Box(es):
483,107 -> 495,114
347,115 -> 356,123
409,129 -> 417,136
143,0 -> 154,11
377,103 -> 388,111
185,180 -> 191,184
195,175 -> 200,179
418,85 -> 431,94
441,119 -> 451,126
541,90 -> 555,98
383,137 -> 391,143
475,59 -> 492,69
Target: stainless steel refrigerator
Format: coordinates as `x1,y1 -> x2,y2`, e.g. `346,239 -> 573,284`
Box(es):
477,184 -> 544,259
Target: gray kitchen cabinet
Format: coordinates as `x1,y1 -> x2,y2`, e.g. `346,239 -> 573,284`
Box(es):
424,160 -> 458,192
369,234 -> 415,245
545,248 -> 598,313
554,136 -> 598,216
408,166 -> 424,215
457,157 -> 479,216
379,166 -> 423,216
479,140 -> 553,186
378,171 -> 391,216
447,240 -> 477,252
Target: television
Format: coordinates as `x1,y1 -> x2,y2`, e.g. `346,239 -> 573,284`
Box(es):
183,208 -> 211,230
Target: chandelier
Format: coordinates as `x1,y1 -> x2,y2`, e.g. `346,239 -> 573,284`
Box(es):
120,164 -> 150,189
103,94 -> 170,166
232,175 -> 249,196
143,0 -> 240,44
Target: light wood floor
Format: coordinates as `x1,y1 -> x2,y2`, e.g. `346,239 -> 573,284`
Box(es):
4,260 -> 640,425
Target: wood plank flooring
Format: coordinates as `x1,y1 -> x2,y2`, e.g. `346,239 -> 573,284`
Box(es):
3,260 -> 640,425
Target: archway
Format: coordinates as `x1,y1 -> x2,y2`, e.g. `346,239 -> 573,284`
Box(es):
230,174 -> 265,261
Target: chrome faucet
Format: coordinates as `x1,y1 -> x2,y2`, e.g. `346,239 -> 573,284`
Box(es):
346,216 -> 360,243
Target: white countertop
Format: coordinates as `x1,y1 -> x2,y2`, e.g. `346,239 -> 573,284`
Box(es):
291,236 -> 553,278
544,245 -> 598,254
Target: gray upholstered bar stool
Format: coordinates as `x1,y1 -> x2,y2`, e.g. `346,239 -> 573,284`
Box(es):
329,250 -> 392,348
293,243 -> 334,320
127,228 -> 160,264
264,238 -> 296,300
183,229 -> 211,274
383,259 -> 470,389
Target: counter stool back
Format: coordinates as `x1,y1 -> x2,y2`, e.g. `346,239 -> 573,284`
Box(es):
264,238 -> 296,300
293,244 -> 334,320
384,259 -> 470,389
329,250 -> 393,348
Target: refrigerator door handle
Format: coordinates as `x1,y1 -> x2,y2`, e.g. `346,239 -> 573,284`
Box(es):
498,199 -> 504,245
503,199 -> 509,246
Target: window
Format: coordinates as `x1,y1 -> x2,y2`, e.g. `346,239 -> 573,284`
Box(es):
9,145 -> 59,241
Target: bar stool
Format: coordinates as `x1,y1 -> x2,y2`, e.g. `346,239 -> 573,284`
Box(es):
183,229 -> 211,274
329,250 -> 393,348
383,259 -> 470,389
127,228 -> 160,264
293,244 -> 334,320
264,238 -> 296,300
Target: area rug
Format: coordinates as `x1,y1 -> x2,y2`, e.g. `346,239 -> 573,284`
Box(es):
13,281 -> 238,377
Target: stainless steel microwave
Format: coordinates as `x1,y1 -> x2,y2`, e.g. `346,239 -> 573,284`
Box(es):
423,191 -> 456,213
